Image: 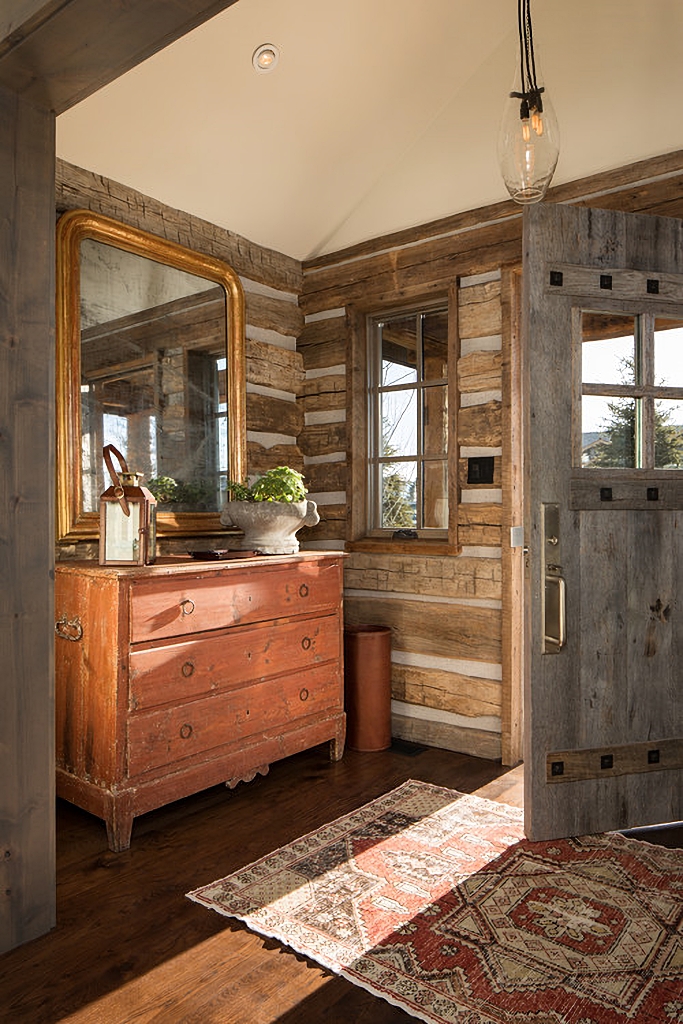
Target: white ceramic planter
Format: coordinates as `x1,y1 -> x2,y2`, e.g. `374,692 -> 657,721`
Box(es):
220,498 -> 319,554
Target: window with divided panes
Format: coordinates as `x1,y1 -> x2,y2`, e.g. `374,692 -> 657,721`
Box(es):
367,305 -> 450,536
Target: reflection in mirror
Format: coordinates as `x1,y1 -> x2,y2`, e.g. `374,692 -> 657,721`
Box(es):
57,211 -> 246,542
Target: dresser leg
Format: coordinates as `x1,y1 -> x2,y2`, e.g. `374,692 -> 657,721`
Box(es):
104,800 -> 134,853
329,718 -> 346,761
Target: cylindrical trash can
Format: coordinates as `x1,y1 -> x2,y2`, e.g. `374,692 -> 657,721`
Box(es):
343,624 -> 392,752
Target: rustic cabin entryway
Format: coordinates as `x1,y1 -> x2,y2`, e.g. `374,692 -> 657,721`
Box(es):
522,203 -> 683,840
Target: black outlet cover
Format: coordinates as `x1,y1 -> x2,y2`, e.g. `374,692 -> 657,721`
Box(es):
467,456 -> 495,485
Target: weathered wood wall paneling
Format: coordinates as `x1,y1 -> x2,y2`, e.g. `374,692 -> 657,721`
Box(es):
246,337 -> 304,395
344,596 -> 502,665
57,160 -> 302,294
0,83 -> 56,953
344,552 -> 502,602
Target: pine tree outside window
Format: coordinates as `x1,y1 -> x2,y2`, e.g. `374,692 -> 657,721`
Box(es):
581,313 -> 683,470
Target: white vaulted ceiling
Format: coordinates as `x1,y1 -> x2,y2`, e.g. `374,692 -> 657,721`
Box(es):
56,0 -> 683,262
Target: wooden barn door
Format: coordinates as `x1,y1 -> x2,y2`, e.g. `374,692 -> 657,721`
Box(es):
523,203 -> 683,840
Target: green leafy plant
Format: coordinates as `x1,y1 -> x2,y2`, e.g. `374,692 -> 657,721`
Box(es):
226,466 -> 307,503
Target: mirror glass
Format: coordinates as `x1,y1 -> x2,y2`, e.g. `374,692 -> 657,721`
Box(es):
57,211 -> 246,541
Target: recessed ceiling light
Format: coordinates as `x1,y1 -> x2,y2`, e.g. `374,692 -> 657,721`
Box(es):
252,44 -> 280,73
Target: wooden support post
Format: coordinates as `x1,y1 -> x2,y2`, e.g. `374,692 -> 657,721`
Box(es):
0,80 -> 56,954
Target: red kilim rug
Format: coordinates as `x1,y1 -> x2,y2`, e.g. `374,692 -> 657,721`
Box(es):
188,780 -> 683,1023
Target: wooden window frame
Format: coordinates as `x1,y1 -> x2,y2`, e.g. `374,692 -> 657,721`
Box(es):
346,285 -> 460,555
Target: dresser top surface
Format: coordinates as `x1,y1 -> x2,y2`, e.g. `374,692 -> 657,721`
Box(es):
55,551 -> 344,579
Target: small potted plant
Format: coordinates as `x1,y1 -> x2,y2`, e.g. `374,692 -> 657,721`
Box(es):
220,466 -> 319,554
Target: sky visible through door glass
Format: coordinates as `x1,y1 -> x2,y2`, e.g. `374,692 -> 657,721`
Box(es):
582,327 -> 683,433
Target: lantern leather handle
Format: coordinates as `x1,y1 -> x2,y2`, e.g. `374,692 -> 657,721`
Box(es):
103,444 -> 130,517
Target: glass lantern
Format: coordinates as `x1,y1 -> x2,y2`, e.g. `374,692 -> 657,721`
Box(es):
99,444 -> 157,566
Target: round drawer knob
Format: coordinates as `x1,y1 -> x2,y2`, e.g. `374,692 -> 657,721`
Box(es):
181,661 -> 195,678
299,688 -> 309,702
301,636 -> 312,650
299,583 -> 309,598
180,598 -> 195,615
179,723 -> 194,740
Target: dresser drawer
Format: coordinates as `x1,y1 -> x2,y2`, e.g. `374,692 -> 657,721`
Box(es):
129,613 -> 341,710
129,561 -> 341,642
127,662 -> 342,776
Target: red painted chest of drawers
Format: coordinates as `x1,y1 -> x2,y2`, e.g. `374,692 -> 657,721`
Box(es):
55,554 -> 345,850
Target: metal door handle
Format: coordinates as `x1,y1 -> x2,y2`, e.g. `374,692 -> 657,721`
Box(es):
544,574 -> 566,652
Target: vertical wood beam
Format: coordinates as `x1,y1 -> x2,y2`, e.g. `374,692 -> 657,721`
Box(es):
501,266 -> 524,767
0,81 -> 56,953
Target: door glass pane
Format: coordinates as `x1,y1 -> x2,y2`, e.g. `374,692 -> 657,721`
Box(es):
422,461 -> 448,528
582,395 -> 637,467
654,399 -> 683,469
654,319 -> 683,387
381,462 -> 416,528
422,384 -> 447,456
581,313 -> 636,385
382,316 -> 417,385
381,390 -> 417,457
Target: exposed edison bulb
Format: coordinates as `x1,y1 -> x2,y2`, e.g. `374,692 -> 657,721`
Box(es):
498,88 -> 559,204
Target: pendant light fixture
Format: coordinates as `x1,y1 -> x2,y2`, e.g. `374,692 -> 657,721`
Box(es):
498,0 -> 559,204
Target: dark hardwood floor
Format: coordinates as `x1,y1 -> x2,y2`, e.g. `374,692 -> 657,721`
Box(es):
0,744 -> 679,1023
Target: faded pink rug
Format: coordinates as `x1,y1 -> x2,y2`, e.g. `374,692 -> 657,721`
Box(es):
188,779 -> 683,1023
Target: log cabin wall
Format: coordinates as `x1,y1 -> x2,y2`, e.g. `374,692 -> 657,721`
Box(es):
299,262 -> 511,762
56,150 -> 683,763
299,148 -> 683,766
55,159 -> 306,559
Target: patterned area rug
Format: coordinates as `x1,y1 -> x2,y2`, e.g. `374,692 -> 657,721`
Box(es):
188,780 -> 683,1023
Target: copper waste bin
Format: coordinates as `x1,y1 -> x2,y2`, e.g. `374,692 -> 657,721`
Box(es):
343,624 -> 392,752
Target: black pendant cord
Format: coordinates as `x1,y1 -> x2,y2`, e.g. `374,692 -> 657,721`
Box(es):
514,0 -> 544,114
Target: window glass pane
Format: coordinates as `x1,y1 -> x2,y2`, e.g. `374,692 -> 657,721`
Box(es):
654,400 -> 683,469
422,384 -> 447,456
382,316 -> 417,386
422,461 -> 448,528
582,395 -> 637,468
421,310 -> 448,382
654,319 -> 683,387
381,389 -> 417,458
581,313 -> 636,385
381,462 -> 416,528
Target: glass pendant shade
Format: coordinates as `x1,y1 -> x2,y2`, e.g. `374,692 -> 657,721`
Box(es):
498,0 -> 559,205
498,76 -> 559,204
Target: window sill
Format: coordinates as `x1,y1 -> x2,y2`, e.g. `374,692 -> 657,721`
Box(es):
346,538 -> 461,556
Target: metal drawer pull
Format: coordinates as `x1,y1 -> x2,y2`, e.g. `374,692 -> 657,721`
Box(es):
55,616 -> 83,642
299,583 -> 309,598
179,723 -> 194,739
181,661 -> 195,677
180,598 -> 195,615
299,688 -> 309,702
301,636 -> 312,650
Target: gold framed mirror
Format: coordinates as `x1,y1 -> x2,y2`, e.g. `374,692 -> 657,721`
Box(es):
56,210 -> 246,542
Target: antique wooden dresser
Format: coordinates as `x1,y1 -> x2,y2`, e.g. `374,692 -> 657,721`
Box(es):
55,553 -> 345,850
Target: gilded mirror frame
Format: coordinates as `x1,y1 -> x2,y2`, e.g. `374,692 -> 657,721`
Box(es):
56,209 -> 246,542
